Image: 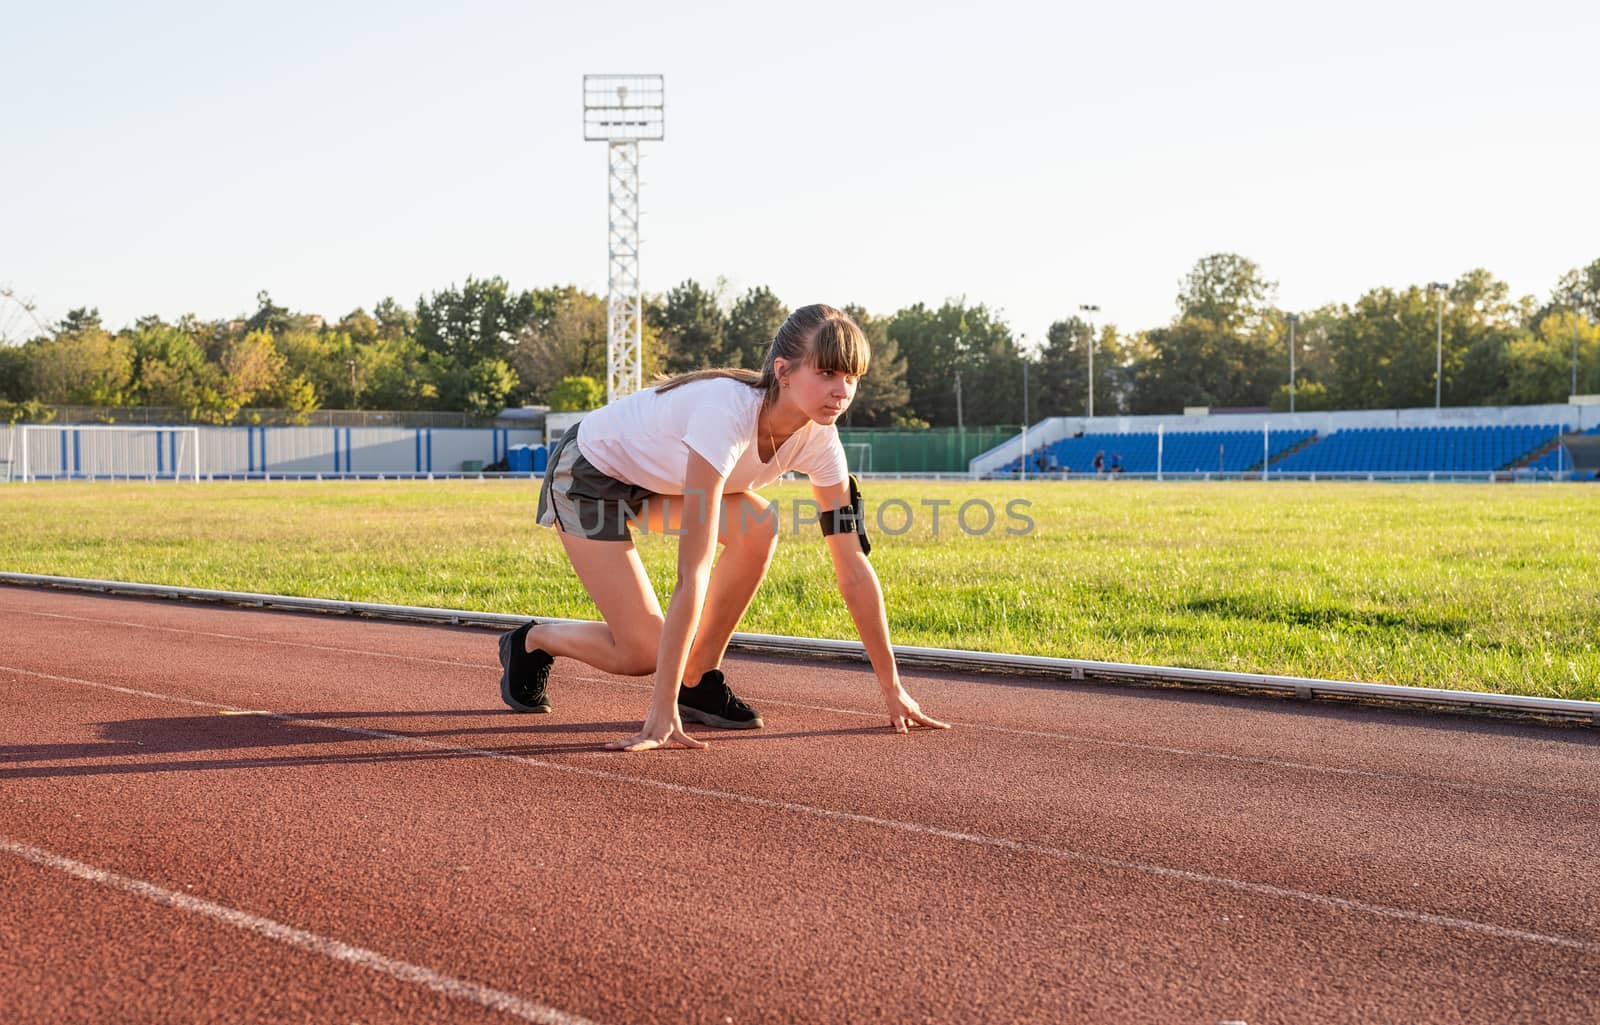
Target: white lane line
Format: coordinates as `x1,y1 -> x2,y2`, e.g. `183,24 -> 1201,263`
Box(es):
6,608 -> 1595,809
576,674 -> 1600,810
7,664 -> 1600,958
0,836 -> 599,1025
6,608 -> 476,668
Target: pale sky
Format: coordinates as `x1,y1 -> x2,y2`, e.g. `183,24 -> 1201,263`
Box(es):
4,0 -> 1596,351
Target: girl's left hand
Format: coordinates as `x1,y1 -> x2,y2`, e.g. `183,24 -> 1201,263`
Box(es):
604,713 -> 710,752
884,689 -> 952,734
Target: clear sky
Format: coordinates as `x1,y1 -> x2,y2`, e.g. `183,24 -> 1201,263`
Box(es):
4,0 -> 1596,350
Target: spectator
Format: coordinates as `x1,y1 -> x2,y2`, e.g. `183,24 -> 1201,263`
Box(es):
1093,450 -> 1105,473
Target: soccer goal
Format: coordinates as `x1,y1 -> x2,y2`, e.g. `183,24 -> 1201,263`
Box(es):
15,424 -> 202,481
843,442 -> 873,474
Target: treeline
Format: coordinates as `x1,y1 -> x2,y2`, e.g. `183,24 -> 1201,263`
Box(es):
2,254 -> 1596,427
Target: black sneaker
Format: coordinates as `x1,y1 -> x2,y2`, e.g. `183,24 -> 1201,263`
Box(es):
677,669 -> 763,729
498,621 -> 552,713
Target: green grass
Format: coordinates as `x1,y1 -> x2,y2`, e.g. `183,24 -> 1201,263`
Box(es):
3,480 -> 1597,700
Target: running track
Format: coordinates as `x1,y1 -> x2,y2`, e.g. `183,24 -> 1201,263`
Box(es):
2,587 -> 1597,1024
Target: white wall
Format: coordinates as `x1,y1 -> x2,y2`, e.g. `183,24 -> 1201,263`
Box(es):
1,424 -> 543,479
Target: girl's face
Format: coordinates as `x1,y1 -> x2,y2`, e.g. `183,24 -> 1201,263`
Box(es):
777,359 -> 858,425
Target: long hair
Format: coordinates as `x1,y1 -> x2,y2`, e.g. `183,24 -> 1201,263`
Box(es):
654,304 -> 870,409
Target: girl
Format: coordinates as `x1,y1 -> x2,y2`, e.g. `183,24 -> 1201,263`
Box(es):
498,303 -> 950,751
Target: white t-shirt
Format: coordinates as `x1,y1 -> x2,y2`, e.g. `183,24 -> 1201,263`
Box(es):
576,377 -> 849,495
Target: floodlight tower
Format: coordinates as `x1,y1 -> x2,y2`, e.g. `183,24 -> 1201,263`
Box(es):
584,74 -> 664,402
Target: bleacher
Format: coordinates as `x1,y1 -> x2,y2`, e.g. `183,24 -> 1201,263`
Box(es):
1004,430 -> 1316,475
1270,424 -> 1563,475
1524,425 -> 1600,480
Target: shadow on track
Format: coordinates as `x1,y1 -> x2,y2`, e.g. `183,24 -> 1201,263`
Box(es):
0,711 -> 891,780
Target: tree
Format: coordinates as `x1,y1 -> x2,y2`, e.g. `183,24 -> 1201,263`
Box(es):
654,279 -> 728,375
336,308 -> 381,348
724,287 -> 788,370
244,291 -> 294,336
360,334 -> 438,409
0,344 -> 28,402
1500,311 -> 1599,404
1324,287 -> 1441,410
1177,253 -> 1275,330
841,304 -> 911,426
887,300 -> 1016,426
58,307 -> 103,334
190,330 -> 289,422
1126,254 -> 1284,413
127,319 -> 208,408
416,277 -> 536,366
1547,259 -> 1600,324
276,328 -> 356,408
373,297 -> 418,342
548,375 -> 605,411
1041,319 -> 1137,417
510,287 -> 607,404
1269,379 -> 1332,412
439,357 -> 518,417
24,328 -> 133,406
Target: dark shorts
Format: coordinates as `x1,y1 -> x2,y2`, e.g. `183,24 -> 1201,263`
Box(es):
536,426 -> 658,542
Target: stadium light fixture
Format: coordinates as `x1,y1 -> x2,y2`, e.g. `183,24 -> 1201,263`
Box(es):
1286,313 -> 1300,413
1079,304 -> 1100,418
584,74 -> 665,402
1428,282 -> 1448,409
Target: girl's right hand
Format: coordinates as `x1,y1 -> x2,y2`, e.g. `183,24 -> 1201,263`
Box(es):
605,713 -> 710,752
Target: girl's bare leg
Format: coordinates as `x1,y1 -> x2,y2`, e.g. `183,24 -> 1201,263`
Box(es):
527,531 -> 664,677
683,492 -> 778,684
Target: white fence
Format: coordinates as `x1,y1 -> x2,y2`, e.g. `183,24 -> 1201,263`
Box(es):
1,425 -> 543,480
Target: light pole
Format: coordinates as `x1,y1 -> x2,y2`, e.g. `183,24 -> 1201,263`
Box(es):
1285,313 -> 1299,414
1428,282 -> 1448,409
1079,304 -> 1100,418
1020,334 -> 1030,431
1017,354 -> 1030,479
584,74 -> 664,402
1021,352 -> 1030,481
1571,292 -> 1583,397
347,359 -> 357,408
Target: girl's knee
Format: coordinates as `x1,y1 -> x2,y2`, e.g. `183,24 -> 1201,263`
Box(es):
619,617 -> 664,676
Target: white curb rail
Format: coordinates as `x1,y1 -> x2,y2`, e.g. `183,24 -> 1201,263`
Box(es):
1,571 -> 1595,725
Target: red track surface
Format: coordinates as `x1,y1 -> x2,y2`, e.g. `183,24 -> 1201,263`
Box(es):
2,586 -> 1597,1024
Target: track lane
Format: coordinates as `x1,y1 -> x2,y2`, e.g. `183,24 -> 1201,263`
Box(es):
6,590 -> 1597,935
3,588 -> 1598,1023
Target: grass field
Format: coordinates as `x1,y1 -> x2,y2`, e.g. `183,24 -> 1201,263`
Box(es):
3,480 -> 1596,700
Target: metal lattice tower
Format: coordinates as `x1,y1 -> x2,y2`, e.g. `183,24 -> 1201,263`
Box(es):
584,74 -> 664,402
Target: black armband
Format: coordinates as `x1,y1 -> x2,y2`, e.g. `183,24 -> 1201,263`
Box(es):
818,474 -> 871,556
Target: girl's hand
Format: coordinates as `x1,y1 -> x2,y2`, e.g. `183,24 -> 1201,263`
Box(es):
605,712 -> 709,752
883,688 -> 952,734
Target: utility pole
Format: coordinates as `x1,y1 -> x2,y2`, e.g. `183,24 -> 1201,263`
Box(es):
1079,304 -> 1100,418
